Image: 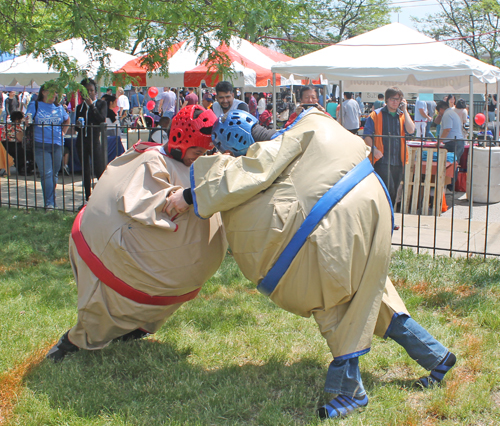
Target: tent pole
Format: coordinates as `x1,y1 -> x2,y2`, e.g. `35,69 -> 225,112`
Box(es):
496,81 -> 500,142
339,81 -> 344,124
467,75 -> 474,215
272,72 -> 277,130
484,84 -> 488,142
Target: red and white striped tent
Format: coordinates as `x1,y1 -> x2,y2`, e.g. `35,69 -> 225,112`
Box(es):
115,34 -> 295,89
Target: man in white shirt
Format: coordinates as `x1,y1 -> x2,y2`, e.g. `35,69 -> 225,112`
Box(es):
159,87 -> 176,118
414,97 -> 431,138
436,100 -> 465,191
116,87 -> 130,125
339,92 -> 362,134
19,91 -> 31,113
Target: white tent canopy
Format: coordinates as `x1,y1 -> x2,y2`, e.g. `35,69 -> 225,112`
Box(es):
272,23 -> 500,93
0,38 -> 137,86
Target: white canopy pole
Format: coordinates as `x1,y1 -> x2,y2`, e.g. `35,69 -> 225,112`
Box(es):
272,72 -> 277,130
339,81 -> 344,124
484,84 -> 488,142
496,81 -> 500,141
467,75 -> 474,214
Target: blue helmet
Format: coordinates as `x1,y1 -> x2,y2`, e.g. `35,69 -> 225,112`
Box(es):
212,110 -> 258,156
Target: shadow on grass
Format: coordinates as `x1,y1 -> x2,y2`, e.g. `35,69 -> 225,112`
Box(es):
362,370 -> 418,392
20,341 -> 438,425
23,340 -> 327,425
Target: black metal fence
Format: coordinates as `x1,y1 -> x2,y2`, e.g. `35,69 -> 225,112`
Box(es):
0,121 -> 152,211
1,121 -> 499,258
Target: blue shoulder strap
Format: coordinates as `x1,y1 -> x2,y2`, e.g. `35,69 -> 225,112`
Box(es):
257,157 -> 393,296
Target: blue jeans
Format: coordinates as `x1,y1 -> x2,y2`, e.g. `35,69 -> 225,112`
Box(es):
443,139 -> 465,189
425,121 -> 435,139
324,314 -> 448,397
34,142 -> 63,208
162,110 -> 174,119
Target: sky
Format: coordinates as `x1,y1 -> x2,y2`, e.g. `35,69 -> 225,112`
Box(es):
390,0 -> 442,29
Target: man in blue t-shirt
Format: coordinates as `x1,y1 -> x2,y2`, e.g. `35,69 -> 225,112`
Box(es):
129,89 -> 146,114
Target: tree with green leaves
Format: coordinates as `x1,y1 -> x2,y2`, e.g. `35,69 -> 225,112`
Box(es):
0,0 -> 393,85
267,0 -> 393,58
415,0 -> 500,65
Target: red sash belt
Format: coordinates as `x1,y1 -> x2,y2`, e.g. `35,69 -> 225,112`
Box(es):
71,207 -> 200,306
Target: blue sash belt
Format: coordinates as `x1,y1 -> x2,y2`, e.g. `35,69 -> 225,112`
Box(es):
257,157 -> 393,296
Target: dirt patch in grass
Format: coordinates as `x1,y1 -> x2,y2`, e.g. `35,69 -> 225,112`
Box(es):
454,284 -> 476,298
491,391 -> 500,408
379,364 -> 415,382
445,366 -> 477,402
406,391 -> 427,407
395,279 -> 477,301
460,334 -> 484,372
0,341 -> 54,425
411,281 -> 436,297
450,317 -> 473,330
0,260 -> 40,274
0,258 -> 69,275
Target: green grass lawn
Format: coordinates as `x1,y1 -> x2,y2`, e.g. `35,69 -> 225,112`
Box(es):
1,208 -> 499,425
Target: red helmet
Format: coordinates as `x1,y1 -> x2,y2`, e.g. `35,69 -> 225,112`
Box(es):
168,105 -> 217,160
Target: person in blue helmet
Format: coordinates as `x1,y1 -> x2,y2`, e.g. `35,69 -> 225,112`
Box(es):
166,108 -> 456,420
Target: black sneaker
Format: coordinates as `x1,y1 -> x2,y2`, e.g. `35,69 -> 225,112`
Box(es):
113,329 -> 150,342
46,331 -> 80,362
77,201 -> 88,212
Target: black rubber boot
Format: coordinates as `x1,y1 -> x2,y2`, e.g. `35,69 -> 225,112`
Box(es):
113,329 -> 150,342
46,331 -> 80,362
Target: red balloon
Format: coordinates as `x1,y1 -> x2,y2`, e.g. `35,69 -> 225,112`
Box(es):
146,100 -> 156,111
148,87 -> 159,98
474,113 -> 485,126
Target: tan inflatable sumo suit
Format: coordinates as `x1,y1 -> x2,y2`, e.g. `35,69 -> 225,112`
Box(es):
174,106 -> 454,419
68,143 -> 227,349
190,109 -> 408,360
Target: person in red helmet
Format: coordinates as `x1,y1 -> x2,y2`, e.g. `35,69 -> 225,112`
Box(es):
47,105 -> 227,362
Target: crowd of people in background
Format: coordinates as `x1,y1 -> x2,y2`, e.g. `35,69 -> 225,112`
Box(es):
0,81 -> 497,202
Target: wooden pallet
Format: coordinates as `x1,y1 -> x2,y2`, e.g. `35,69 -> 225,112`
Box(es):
403,146 -> 447,216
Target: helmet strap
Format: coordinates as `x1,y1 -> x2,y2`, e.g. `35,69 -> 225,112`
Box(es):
170,148 -> 184,162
